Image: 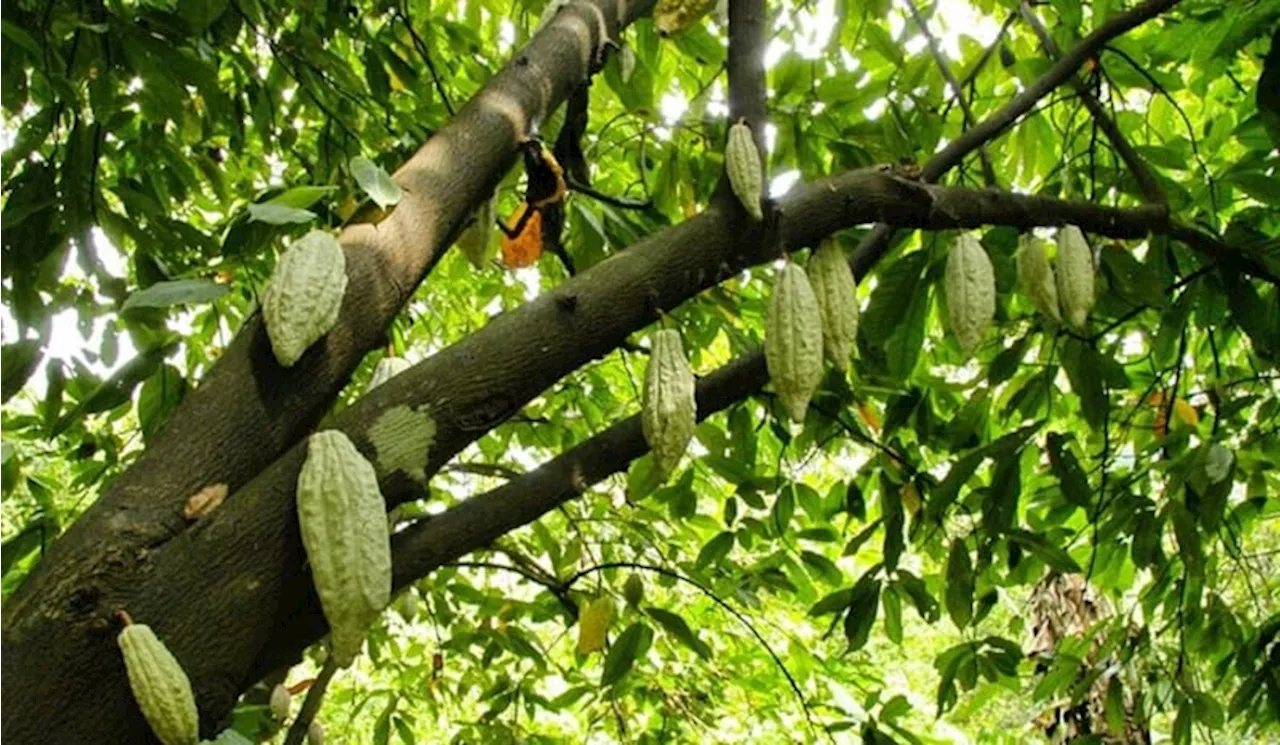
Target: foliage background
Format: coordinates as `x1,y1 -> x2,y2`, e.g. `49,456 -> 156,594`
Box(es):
2,0 -> 1278,742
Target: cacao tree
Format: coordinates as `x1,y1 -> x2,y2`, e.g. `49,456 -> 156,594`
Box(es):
2,0 -> 1278,742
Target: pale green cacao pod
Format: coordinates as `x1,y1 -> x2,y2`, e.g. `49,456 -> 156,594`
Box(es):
117,623 -> 200,745
725,120 -> 764,221
268,683 -> 291,722
367,356 -> 411,392
944,234 -> 995,357
577,596 -> 616,654
1055,225 -> 1094,330
807,239 -> 859,371
1016,234 -> 1060,323
296,430 -> 392,667
623,573 -> 645,607
263,230 -> 348,367
641,328 -> 696,481
397,589 -> 419,622
458,197 -> 497,269
766,263 -> 824,423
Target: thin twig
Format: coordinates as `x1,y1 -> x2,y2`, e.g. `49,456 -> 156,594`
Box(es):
282,656 -> 338,745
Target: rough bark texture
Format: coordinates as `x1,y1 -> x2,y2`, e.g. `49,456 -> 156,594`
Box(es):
0,0 -> 653,740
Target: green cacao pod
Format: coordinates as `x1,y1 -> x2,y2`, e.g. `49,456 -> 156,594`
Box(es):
623,573 -> 645,607
765,263 -> 824,423
117,622 -> 200,745
807,239 -> 859,371
641,328 -> 697,481
397,589 -> 419,622
262,230 -> 348,367
296,430 -> 392,668
944,233 -> 995,357
725,120 -> 764,221
1055,225 -> 1094,330
458,197 -> 497,269
654,0 -> 717,36
577,596 -> 616,654
1016,234 -> 1060,323
367,356 -> 411,392
268,683 -> 291,722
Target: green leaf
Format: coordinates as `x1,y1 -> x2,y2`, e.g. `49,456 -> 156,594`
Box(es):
862,251 -> 928,345
843,572 -> 881,652
944,539 -> 974,630
1060,338 -> 1108,431
880,475 -> 904,572
1,340 -> 42,403
645,607 -> 711,659
1004,529 -> 1081,573
600,622 -> 652,686
1045,432 -> 1091,508
882,583 -> 903,645
772,486 -> 795,534
350,156 -> 403,209
247,203 -> 316,225
120,279 -> 229,313
695,531 -> 734,569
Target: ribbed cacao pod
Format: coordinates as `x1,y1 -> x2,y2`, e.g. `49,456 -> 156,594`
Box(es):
269,683 -> 291,722
367,356 -> 411,392
654,0 -> 717,36
458,197 -> 497,269
1016,234 -> 1061,323
296,430 -> 392,667
577,596 -> 616,654
262,230 -> 348,367
725,120 -> 764,221
765,263 -> 824,423
641,328 -> 697,481
624,574 -> 645,607
807,239 -> 859,371
944,233 -> 995,357
117,622 -> 200,745
1055,225 -> 1094,330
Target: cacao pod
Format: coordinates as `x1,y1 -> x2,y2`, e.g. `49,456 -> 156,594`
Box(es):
367,356 -> 411,392
765,263 -> 824,423
654,0 -> 717,36
262,230 -> 349,367
308,720 -> 326,745
944,233 -> 995,357
624,574 -> 645,607
807,239 -> 859,371
1055,225 -> 1094,330
725,120 -> 764,221
397,589 -> 419,622
1016,234 -> 1061,323
577,596 -> 616,654
117,622 -> 200,745
641,328 -> 697,481
269,683 -> 291,722
457,197 -> 497,269
296,430 -> 392,668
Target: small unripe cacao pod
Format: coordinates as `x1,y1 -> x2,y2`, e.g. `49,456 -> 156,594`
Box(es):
1055,225 -> 1094,330
269,683 -> 291,722
624,574 -> 645,607
308,720 -> 326,745
641,328 -> 697,481
654,0 -> 717,36
367,356 -> 411,392
117,622 -> 200,745
577,596 -> 616,654
765,263 -> 824,423
262,230 -> 349,367
807,239 -> 859,371
944,233 -> 995,357
725,120 -> 764,221
1016,234 -> 1060,323
297,430 -> 392,667
458,197 -> 497,269
397,590 -> 419,622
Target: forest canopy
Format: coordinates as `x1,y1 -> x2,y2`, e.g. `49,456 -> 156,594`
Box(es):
1,0 -> 1278,743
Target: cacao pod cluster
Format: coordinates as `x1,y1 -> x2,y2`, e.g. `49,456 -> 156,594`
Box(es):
296,430 -> 393,667
262,230 -> 349,368
944,233 -> 996,357
577,596 -> 616,654
641,328 -> 697,482
117,620 -> 200,745
725,119 -> 764,221
1016,226 -> 1095,329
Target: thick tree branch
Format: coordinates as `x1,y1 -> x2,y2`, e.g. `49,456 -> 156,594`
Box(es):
1019,1 -> 1165,204
903,0 -> 998,187
0,0 -> 657,740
